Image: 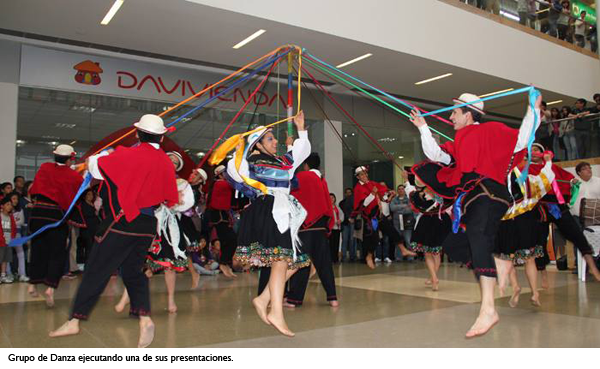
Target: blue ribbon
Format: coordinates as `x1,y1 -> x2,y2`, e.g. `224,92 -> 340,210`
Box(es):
547,203 -> 562,220
516,87 -> 541,186
166,50 -> 290,128
452,192 -> 466,234
371,218 -> 379,231
9,173 -> 92,247
418,87 -> 533,117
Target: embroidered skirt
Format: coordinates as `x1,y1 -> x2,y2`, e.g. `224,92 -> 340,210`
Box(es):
410,213 -> 451,254
494,209 -> 544,263
235,195 -> 310,269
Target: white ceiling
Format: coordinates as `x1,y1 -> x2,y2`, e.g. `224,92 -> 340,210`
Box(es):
1,0 -> 580,119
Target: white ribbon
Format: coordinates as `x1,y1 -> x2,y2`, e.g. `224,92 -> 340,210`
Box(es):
154,205 -> 187,261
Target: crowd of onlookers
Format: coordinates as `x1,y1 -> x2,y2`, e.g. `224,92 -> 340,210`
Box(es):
463,0 -> 598,52
537,93 -> 600,161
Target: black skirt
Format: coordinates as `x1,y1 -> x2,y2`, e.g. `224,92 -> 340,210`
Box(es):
494,209 -> 544,262
412,213 -> 451,250
146,216 -> 189,272
234,195 -> 310,269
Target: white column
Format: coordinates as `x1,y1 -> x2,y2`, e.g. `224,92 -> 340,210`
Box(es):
323,120 -> 344,202
0,40 -> 20,182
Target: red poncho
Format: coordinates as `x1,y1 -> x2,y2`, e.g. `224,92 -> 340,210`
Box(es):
208,180 -> 233,211
292,171 -> 334,230
98,143 -> 178,222
30,163 -> 84,210
353,180 -> 387,217
438,122 -> 525,187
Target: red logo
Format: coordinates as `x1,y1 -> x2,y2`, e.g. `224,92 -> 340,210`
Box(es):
73,60 -> 103,85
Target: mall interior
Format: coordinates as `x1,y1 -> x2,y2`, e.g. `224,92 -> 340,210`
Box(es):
0,0 -> 599,348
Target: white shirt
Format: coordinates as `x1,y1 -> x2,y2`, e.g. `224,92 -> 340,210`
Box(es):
87,143 -> 160,180
571,176 -> 600,217
418,107 -> 540,165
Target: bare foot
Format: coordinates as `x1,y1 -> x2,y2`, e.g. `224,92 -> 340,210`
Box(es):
424,279 -> 432,286
366,255 -> 376,270
530,293 -> 541,307
44,288 -> 55,308
508,286 -> 521,308
399,244 -> 417,257
266,312 -> 295,337
252,297 -> 271,325
115,294 -> 130,313
167,299 -> 177,314
220,265 -> 237,279
191,271 -> 200,290
137,319 -> 155,348
49,319 -> 80,338
329,300 -> 340,307
431,279 -> 439,291
28,286 -> 39,298
144,269 -> 153,278
282,301 -> 296,309
465,310 -> 499,338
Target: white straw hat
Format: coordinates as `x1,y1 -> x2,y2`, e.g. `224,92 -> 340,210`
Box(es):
53,144 -> 76,157
214,165 -> 226,176
167,151 -> 184,172
133,114 -> 168,135
452,93 -> 485,115
355,166 -> 368,175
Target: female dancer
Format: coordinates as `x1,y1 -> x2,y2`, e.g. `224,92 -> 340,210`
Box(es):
226,112 -> 310,337
409,186 -> 451,291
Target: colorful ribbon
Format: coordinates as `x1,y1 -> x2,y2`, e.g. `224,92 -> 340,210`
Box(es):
569,181 -> 581,208
9,173 -> 92,247
452,192 -> 466,234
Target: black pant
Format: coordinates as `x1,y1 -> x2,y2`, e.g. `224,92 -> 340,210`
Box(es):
28,220 -> 69,288
285,229 -> 337,305
443,196 -> 508,279
548,205 -> 594,256
329,230 -> 340,263
70,219 -> 155,320
213,222 -> 237,265
379,217 -> 402,259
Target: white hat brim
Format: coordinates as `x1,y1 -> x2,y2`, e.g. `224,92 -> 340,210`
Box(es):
134,122 -> 168,135
452,98 -> 485,115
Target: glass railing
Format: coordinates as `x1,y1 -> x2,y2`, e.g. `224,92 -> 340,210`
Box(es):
457,0 -> 598,55
536,108 -> 600,161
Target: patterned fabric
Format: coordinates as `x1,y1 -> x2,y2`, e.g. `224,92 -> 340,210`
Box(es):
580,199 -> 600,227
233,242 -> 310,269
409,242 -> 442,255
494,245 -> 544,265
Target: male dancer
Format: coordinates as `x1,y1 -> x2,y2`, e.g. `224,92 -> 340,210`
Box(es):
49,114 -> 178,348
410,92 -> 541,337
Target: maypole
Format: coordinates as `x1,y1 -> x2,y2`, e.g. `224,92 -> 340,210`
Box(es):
287,51 -> 295,137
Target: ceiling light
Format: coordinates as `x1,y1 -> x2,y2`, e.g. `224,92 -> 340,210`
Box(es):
500,10 -> 520,22
233,29 -> 266,49
415,73 -> 453,85
196,152 -> 205,157
101,0 -> 124,26
55,123 -> 77,129
398,156 -> 404,159
16,140 -> 25,145
336,53 -> 373,68
478,88 -> 514,98
70,140 -> 77,145
547,100 -> 563,106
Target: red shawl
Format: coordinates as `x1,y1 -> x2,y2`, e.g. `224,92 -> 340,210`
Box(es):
98,143 -> 178,222
0,213 -> 17,247
292,171 -> 334,230
438,122 -> 525,187
530,162 -> 573,197
208,180 -> 233,211
353,180 -> 387,217
29,163 -> 84,210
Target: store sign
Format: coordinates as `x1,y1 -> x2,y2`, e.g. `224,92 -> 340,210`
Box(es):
20,45 -> 288,108
571,1 -> 597,25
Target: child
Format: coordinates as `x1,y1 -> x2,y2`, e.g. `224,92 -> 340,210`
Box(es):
0,196 -> 17,284
191,237 -> 220,276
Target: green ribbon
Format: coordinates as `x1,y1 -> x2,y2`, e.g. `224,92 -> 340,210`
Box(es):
569,181 -> 581,207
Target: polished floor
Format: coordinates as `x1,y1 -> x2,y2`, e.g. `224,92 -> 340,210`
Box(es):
0,261 -> 599,348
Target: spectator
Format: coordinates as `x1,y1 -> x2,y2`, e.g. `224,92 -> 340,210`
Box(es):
389,184 -> 415,262
574,11 -> 587,48
0,196 -> 16,284
588,24 -> 597,52
560,106 -> 578,160
518,0 -> 536,29
572,98 -> 591,158
549,107 -> 564,160
339,188 -> 357,262
547,0 -> 563,38
191,237 -> 219,275
329,193 -> 342,263
13,176 -> 25,195
486,0 -> 500,15
537,101 -> 553,151
0,183 -> 13,200
557,1 -> 572,42
7,192 -> 27,282
571,161 -> 600,224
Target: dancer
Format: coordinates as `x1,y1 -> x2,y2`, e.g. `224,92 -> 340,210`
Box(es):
529,143 -> 600,281
226,111 -> 311,337
410,92 -> 541,337
49,114 -> 178,348
494,152 -> 555,307
285,153 -> 339,307
409,186 -> 451,291
186,167 -> 208,289
352,167 -> 416,269
206,164 -> 237,278
27,144 -> 83,306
